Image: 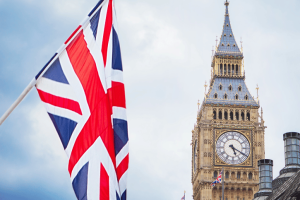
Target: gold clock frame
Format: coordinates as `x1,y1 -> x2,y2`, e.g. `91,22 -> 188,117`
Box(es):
213,128 -> 253,167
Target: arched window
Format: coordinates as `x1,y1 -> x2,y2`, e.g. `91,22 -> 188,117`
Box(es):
214,171 -> 218,178
224,64 -> 227,75
235,111 -> 239,120
213,110 -> 216,119
236,65 -> 239,75
224,111 -> 228,120
232,65 -> 235,75
244,95 -> 248,100
228,64 -> 231,75
214,93 -> 218,99
229,85 -> 232,91
231,172 -> 235,179
219,111 -> 222,120
225,172 -> 229,178
241,112 -> 245,121
238,86 -> 242,92
224,93 -> 228,99
219,84 -> 223,90
230,111 -> 233,120
247,112 -> 250,121
237,172 -> 241,179
235,94 -> 239,100
248,172 -> 253,180
220,64 -> 223,75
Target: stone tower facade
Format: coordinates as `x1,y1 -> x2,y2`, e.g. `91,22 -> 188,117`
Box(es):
191,2 -> 266,200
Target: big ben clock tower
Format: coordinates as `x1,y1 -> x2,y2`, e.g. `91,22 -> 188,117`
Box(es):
192,1 -> 266,200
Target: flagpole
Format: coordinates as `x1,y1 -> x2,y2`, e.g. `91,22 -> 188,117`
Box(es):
0,78 -> 36,126
0,0 -> 109,127
222,167 -> 224,200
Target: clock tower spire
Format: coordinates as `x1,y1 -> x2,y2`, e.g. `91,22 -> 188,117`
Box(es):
191,2 -> 266,200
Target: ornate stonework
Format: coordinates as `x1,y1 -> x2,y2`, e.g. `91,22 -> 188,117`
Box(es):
191,2 -> 266,200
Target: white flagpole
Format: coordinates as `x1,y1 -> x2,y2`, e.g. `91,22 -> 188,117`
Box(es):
0,0 -> 108,126
0,78 -> 36,126
222,167 -> 224,200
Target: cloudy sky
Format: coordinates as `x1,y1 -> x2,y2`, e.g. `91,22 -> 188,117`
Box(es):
0,0 -> 300,199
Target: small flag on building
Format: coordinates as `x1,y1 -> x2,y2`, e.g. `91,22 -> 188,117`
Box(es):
211,171 -> 222,187
181,192 -> 185,200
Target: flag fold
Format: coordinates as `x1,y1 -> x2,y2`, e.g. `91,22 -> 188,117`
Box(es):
211,171 -> 222,187
35,0 -> 128,199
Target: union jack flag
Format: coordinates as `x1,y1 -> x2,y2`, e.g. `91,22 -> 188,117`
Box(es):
181,194 -> 185,200
211,171 -> 222,187
35,0 -> 128,199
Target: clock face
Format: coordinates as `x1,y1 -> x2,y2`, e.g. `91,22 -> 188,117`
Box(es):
216,131 -> 250,165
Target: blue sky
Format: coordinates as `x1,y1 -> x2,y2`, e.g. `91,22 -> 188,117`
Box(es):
0,0 -> 300,199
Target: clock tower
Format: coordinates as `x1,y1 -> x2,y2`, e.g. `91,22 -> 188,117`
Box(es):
191,1 -> 266,200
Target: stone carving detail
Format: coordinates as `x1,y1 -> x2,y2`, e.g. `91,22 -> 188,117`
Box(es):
191,2 -> 265,199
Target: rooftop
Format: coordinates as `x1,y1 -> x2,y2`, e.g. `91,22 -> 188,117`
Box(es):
204,77 -> 259,107
215,1 -> 243,57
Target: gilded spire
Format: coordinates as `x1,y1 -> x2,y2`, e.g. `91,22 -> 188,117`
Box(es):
215,1 -> 243,57
225,0 -> 229,8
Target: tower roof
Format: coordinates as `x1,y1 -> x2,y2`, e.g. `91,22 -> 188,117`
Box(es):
215,1 -> 243,57
204,78 -> 259,107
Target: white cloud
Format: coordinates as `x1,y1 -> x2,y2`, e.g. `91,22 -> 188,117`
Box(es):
47,0 -> 96,19
28,104 -> 66,160
0,102 -> 71,187
118,1 -> 188,64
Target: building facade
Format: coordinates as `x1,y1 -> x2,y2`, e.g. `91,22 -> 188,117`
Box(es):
253,132 -> 300,200
191,1 -> 266,200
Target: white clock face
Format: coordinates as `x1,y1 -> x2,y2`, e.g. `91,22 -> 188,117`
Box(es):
216,131 -> 250,165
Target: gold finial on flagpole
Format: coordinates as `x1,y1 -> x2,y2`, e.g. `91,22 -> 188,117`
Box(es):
256,84 -> 259,99
240,37 -> 243,53
204,81 -> 208,95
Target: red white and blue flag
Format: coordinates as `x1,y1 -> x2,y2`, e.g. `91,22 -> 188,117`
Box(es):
181,194 -> 185,200
35,0 -> 128,199
211,171 -> 222,187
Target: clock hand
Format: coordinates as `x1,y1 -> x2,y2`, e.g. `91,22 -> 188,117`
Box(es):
229,144 -> 237,155
236,149 -> 247,157
232,147 -> 248,157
